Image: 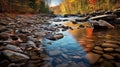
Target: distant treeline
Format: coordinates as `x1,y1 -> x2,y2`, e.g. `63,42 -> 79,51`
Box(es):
51,0 -> 120,14
0,0 -> 51,14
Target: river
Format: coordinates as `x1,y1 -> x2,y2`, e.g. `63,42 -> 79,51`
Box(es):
41,17 -> 120,67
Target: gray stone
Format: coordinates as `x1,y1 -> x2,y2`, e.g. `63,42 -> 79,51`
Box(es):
104,48 -> 114,52
27,41 -> 37,48
2,50 -> 30,62
49,50 -> 61,56
94,46 -> 103,51
41,62 -> 52,67
72,56 -> 81,59
86,52 -> 101,64
56,58 -> 62,63
103,54 -> 114,60
43,57 -> 53,61
62,53 -> 68,59
70,62 -> 78,67
102,43 -> 119,48
77,62 -> 88,67
4,44 -> 23,52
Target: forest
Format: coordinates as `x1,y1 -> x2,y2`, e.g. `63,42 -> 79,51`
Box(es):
0,0 -> 50,14
51,0 -> 120,14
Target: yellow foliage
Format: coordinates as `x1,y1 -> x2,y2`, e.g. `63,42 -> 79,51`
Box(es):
69,0 -> 75,3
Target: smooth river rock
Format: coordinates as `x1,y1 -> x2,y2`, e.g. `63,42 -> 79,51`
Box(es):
2,50 -> 30,62
104,48 -> 114,52
103,54 -> 114,60
92,50 -> 104,54
86,52 -> 101,64
94,46 -> 103,51
102,43 -> 119,48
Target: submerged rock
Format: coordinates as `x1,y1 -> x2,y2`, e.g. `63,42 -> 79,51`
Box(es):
86,52 -> 101,64
46,33 -> 64,40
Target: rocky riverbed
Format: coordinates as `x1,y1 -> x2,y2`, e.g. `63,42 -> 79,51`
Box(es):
0,14 -> 62,67
0,13 -> 120,67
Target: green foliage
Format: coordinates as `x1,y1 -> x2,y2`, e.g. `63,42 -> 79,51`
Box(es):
39,1 -> 50,13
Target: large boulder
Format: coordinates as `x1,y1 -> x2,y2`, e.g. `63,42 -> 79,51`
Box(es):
89,20 -> 114,29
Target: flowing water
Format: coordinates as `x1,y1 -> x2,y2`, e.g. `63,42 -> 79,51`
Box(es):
41,17 -> 120,67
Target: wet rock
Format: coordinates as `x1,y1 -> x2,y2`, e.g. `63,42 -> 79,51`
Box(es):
90,20 -> 114,29
4,44 -> 23,52
72,56 -> 81,59
56,58 -> 63,63
84,47 -> 91,52
115,48 -> 120,52
70,62 -> 78,67
62,53 -> 68,59
0,33 -> 9,40
94,46 -> 103,51
77,62 -> 88,67
86,52 -> 101,64
9,40 -> 21,45
0,27 -> 8,33
17,34 -> 28,42
105,40 -> 120,45
104,48 -> 114,52
112,54 -> 120,59
43,57 -> 53,61
92,50 -> 104,54
72,21 -> 78,24
56,63 -> 68,67
98,58 -> 104,63
2,50 -> 30,62
103,54 -> 114,60
46,33 -> 64,40
42,62 -> 52,67
49,50 -> 61,56
0,60 -> 10,67
100,61 -> 114,67
102,43 -> 119,48
115,62 -> 120,67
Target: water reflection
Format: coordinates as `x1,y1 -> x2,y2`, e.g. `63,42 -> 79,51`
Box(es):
40,21 -> 92,67
42,30 -> 90,67
63,22 -> 94,52
42,20 -> 120,67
